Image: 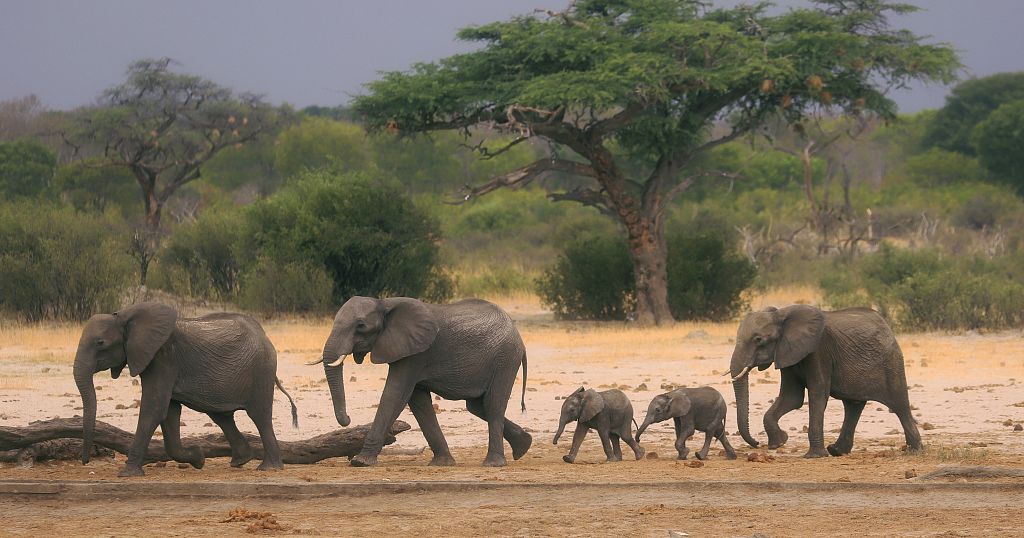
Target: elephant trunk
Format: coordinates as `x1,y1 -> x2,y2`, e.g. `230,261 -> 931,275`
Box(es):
635,417 -> 652,442
733,377 -> 760,448
73,347 -> 97,464
552,415 -> 570,445
324,361 -> 351,427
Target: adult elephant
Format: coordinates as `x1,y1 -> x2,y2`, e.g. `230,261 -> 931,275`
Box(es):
310,296 -> 531,467
74,302 -> 297,476
729,305 -> 922,458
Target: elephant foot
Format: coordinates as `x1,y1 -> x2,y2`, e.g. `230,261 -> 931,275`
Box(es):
510,431 -> 533,460
350,453 -> 379,467
695,450 -> 708,461
676,453 -> 688,461
256,460 -> 284,471
117,464 -> 144,477
230,453 -> 254,468
803,447 -> 830,459
766,431 -> 788,449
725,450 -> 738,460
190,448 -> 205,470
827,443 -> 852,457
634,447 -> 646,460
905,443 -> 924,454
605,456 -> 622,463
562,454 -> 576,464
428,454 -> 456,467
482,453 -> 507,467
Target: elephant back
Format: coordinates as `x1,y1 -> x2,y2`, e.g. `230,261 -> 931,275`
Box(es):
170,313 -> 270,409
435,299 -> 521,351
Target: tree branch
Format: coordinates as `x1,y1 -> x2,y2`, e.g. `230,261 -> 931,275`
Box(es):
454,158 -> 597,202
548,187 -> 616,217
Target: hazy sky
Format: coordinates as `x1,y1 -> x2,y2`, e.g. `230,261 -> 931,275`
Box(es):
2,0 -> 1023,113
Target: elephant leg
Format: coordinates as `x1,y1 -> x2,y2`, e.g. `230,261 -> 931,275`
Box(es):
675,420 -> 695,460
764,372 -> 805,449
895,404 -> 923,452
353,373 -> 417,467
596,427 -> 617,462
619,427 -> 646,460
160,401 -> 204,469
716,422 -> 738,460
408,388 -> 454,466
563,423 -> 589,464
695,429 -> 714,460
119,375 -> 174,477
481,388 -> 512,467
804,387 -> 830,458
828,400 -> 866,456
246,401 -> 283,471
609,432 -> 623,462
208,411 -> 253,468
465,399 -> 533,460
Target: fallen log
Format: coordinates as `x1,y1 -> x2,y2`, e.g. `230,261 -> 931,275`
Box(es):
914,466 -> 1024,481
0,418 -> 411,465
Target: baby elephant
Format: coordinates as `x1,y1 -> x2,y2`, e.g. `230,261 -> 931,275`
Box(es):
636,386 -> 737,461
553,388 -> 645,464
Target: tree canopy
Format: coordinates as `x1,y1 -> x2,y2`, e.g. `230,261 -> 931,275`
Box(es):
972,99 -> 1024,191
923,71 -> 1024,155
353,0 -> 959,324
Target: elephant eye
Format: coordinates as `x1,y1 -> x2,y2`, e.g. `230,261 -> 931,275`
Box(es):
753,335 -> 765,345
96,338 -> 106,347
355,319 -> 368,332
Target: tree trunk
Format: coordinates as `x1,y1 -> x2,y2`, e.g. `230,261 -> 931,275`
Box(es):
626,216 -> 673,325
0,418 -> 411,465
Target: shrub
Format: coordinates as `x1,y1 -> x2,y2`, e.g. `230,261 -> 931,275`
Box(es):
0,202 -> 132,321
154,210 -> 245,301
536,221 -> 757,321
237,258 -> 334,315
244,169 -> 453,305
535,234 -> 634,320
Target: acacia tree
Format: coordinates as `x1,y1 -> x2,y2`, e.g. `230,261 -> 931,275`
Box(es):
66,58 -> 283,235
354,0 -> 957,324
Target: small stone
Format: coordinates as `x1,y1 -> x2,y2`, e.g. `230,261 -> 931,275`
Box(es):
905,469 -> 917,479
685,460 -> 704,468
350,376 -> 357,382
177,463 -> 190,469
746,452 -> 775,463
1014,424 -> 1023,432
646,452 -> 659,460
132,379 -> 140,386
921,422 -> 936,431
635,383 -> 648,391
432,403 -> 443,413
203,422 -> 213,427
115,404 -> 127,410
179,421 -> 186,427
1002,419 -> 1014,426
152,461 -> 167,468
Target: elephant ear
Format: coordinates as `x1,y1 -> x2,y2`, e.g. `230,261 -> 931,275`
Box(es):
117,302 -> 177,377
773,305 -> 826,369
371,298 -> 439,364
579,389 -> 605,422
668,393 -> 692,418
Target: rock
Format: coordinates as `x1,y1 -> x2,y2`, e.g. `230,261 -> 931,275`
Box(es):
746,452 -> 775,463
350,376 -> 357,382
646,452 -> 659,460
179,421 -> 186,427
1002,419 -> 1014,426
685,460 -> 704,468
132,379 -> 139,386
152,461 -> 167,468
905,469 -> 917,479
921,422 -> 936,431
555,396 -> 562,400
115,404 -> 127,410
1014,424 -> 1023,432
432,403 -> 443,413
203,423 -> 214,427
635,383 -> 648,391
660,383 -> 675,390
177,463 -> 190,469
527,387 -> 537,392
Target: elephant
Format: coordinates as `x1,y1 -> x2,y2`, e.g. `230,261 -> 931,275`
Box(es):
73,302 -> 298,477
553,387 -> 645,464
729,305 -> 922,458
635,386 -> 737,460
309,296 -> 532,467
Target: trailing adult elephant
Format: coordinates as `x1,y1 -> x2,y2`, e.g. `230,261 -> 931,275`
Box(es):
310,296 -> 531,467
729,305 -> 922,458
73,302 -> 298,476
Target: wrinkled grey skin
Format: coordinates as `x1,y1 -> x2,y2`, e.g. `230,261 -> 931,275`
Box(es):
74,303 -> 297,477
635,386 -> 737,460
315,297 -> 531,467
730,305 -> 922,458
553,388 -> 645,464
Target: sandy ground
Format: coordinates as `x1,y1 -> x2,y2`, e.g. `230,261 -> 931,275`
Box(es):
2,289 -> 1024,536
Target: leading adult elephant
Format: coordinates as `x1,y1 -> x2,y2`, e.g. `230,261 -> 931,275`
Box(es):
729,305 -> 922,458
310,297 -> 531,467
74,303 -> 297,476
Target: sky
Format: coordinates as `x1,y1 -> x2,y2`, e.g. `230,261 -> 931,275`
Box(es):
2,0 -> 1023,114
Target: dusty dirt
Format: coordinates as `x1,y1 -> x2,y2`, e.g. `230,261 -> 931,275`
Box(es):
2,289 -> 1024,536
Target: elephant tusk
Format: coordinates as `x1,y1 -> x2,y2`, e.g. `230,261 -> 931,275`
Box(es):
325,355 -> 347,368
305,356 -> 326,366
731,366 -> 751,382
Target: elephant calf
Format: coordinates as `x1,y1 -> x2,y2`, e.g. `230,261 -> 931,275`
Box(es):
636,386 -> 737,460
553,388 -> 645,464
74,303 -> 298,477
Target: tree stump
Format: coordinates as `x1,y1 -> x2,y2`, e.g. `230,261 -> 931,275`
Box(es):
0,418 -> 411,465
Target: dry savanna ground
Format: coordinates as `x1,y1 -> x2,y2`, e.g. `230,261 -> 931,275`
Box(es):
2,288 -> 1023,536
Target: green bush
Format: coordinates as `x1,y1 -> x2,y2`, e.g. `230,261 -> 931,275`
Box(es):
0,202 -> 132,321
536,221 -> 757,321
0,139 -> 56,199
244,169 -> 453,306
237,258 -> 334,315
536,234 -> 635,320
821,244 -> 1024,330
153,210 -> 245,301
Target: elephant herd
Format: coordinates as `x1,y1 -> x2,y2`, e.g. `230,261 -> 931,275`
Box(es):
73,297 -> 922,477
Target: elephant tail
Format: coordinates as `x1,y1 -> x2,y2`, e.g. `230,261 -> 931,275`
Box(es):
632,418 -> 639,431
275,377 -> 299,429
520,351 -> 528,413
